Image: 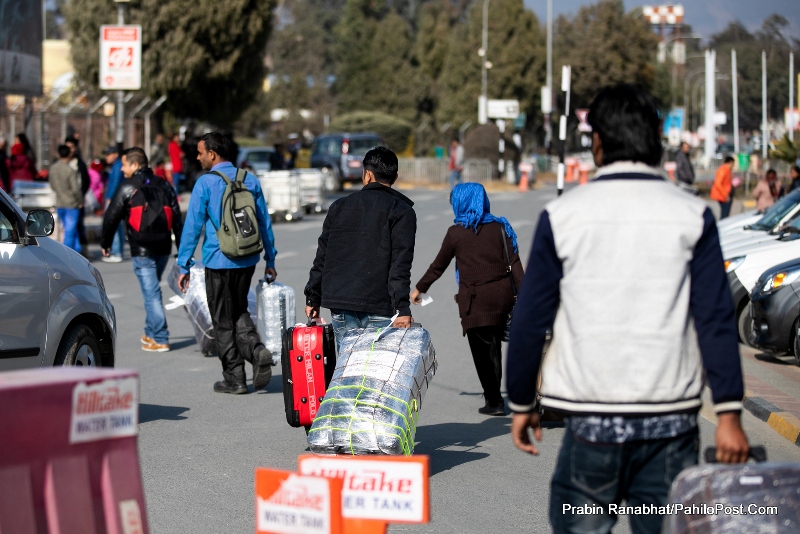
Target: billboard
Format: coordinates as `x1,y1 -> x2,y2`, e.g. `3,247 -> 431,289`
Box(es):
99,25 -> 142,90
0,0 -> 43,96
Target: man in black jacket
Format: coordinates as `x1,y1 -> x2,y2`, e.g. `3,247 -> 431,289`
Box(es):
101,147 -> 184,352
675,141 -> 695,185
305,147 -> 416,348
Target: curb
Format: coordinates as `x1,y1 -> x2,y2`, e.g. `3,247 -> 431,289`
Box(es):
743,395 -> 800,447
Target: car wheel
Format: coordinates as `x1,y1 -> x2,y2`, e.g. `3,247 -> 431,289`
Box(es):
793,320 -> 800,366
737,302 -> 753,347
323,167 -> 341,192
55,325 -> 101,367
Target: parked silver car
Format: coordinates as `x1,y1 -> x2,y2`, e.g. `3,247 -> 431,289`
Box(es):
0,188 -> 116,371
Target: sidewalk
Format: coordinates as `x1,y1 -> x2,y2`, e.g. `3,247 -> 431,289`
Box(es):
739,345 -> 800,447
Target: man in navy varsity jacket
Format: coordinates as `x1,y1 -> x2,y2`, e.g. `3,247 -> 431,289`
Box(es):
506,84 -> 750,534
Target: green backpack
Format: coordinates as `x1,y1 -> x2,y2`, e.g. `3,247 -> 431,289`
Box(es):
210,168 -> 264,259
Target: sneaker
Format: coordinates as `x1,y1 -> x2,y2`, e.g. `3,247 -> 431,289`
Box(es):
478,400 -> 506,416
102,255 -> 123,263
252,346 -> 273,391
142,341 -> 170,352
213,380 -> 248,395
141,335 -> 154,345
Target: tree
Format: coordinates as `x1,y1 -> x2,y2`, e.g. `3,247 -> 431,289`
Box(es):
553,0 -> 660,111
437,0 -> 545,129
64,0 -> 275,126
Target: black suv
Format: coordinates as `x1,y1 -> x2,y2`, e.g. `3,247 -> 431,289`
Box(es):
310,133 -> 385,191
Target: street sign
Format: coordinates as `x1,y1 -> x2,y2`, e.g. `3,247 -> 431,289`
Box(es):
298,455 -> 430,529
785,108 -> 799,131
99,25 -> 142,90
255,468 -> 343,534
487,99 -> 519,119
713,111 -> 727,125
541,86 -> 552,114
561,65 -> 571,92
575,109 -> 591,132
513,112 -> 527,130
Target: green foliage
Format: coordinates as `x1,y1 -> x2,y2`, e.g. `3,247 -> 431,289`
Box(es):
770,135 -> 799,164
64,0 -> 275,126
329,111 -> 413,152
553,0 -> 660,111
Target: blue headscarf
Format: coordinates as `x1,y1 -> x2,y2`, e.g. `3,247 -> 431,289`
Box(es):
451,183 -> 518,252
451,183 -> 518,286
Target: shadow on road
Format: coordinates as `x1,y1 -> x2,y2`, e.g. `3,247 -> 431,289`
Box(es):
414,417 -> 509,476
169,336 -> 202,352
139,403 -> 190,424
754,352 -> 795,366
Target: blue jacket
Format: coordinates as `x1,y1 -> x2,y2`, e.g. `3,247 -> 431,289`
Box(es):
177,162 -> 276,273
104,159 -> 123,203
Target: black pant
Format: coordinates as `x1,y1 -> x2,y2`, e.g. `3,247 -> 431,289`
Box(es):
466,324 -> 504,406
205,265 -> 263,384
718,199 -> 732,219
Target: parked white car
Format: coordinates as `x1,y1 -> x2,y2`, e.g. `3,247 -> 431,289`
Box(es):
0,188 -> 116,371
720,189 -> 800,254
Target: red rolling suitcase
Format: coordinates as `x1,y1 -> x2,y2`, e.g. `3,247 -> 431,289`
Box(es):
281,318 -> 336,428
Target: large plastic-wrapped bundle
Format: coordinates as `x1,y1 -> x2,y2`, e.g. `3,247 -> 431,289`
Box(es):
665,463 -> 800,534
307,326 -> 437,456
255,280 -> 295,364
167,262 -> 257,357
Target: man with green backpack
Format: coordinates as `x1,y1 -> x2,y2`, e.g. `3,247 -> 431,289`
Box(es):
177,132 -> 278,395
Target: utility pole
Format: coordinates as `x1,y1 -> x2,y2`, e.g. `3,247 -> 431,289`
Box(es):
544,0 -> 553,153
704,49 -> 716,168
732,49 -> 739,153
557,65 -> 571,197
790,52 -> 795,142
762,50 -> 768,161
115,1 -> 127,149
478,0 -> 490,124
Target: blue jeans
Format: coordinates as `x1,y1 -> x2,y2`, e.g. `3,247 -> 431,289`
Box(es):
57,208 -> 82,254
173,172 -> 185,194
330,309 -> 393,353
111,223 -> 125,257
449,170 -> 462,190
132,255 -> 170,344
550,426 -> 699,534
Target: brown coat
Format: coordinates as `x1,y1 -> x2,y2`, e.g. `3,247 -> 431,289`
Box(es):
415,221 -> 524,334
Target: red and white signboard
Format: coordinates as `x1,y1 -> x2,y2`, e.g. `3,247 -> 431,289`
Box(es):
298,455 -> 429,530
100,25 -> 142,90
575,109 -> 591,132
255,468 -> 342,534
69,376 -> 139,443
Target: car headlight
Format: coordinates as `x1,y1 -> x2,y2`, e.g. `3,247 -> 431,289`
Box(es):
761,269 -> 800,294
724,256 -> 745,273
88,263 -> 106,293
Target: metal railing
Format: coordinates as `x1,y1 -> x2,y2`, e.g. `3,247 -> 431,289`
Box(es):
397,158 -> 495,185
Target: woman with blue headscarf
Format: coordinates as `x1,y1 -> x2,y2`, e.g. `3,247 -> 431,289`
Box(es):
411,183 -> 524,416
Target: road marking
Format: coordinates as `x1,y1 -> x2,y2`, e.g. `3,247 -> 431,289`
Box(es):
107,293 -> 124,300
276,251 -> 298,260
509,220 -> 535,228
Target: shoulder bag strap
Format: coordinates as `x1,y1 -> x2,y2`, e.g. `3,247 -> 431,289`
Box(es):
501,225 -> 518,296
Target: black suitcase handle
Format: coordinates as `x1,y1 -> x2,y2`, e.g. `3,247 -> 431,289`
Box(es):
704,446 -> 767,464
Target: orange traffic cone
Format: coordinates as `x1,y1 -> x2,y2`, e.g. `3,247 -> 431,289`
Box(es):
518,171 -> 529,192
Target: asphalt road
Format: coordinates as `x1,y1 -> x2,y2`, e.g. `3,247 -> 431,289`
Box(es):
88,183 -> 800,534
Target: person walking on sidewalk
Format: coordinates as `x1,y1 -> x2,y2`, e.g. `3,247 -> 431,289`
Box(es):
176,132 -> 277,395
711,156 -> 734,219
675,141 -> 694,185
448,138 -> 465,190
410,182 -> 523,415
103,146 -> 126,262
305,146 -> 416,349
168,133 -> 184,194
49,145 -> 83,254
752,169 -> 780,212
506,84 -> 750,534
101,148 -> 184,352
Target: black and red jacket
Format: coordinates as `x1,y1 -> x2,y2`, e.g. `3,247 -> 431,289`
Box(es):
101,168 -> 183,257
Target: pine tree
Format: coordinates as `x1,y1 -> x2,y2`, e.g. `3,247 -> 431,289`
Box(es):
64,0 -> 274,126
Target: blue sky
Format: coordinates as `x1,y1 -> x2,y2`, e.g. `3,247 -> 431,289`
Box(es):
524,0 -> 800,41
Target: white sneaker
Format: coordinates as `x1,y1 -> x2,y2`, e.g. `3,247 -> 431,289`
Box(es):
102,255 -> 123,263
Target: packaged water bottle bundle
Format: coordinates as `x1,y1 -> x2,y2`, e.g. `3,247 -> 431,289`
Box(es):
307,326 -> 437,456
255,280 -> 295,364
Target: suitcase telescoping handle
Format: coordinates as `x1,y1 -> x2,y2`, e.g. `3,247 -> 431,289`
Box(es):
703,446 -> 767,464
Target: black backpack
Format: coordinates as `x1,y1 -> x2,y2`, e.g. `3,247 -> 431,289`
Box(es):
127,179 -> 173,243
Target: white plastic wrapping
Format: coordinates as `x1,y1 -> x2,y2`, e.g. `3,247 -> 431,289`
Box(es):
307,326 -> 437,456
665,463 -> 800,533
167,262 -> 257,357
255,280 -> 295,364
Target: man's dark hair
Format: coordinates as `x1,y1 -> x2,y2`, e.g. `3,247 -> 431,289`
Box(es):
766,168 -> 777,177
792,165 -> 800,175
57,145 -> 71,159
64,135 -> 79,146
123,147 -> 149,168
363,146 -> 399,185
588,84 -> 662,167
200,132 -> 232,161
724,156 -> 735,164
